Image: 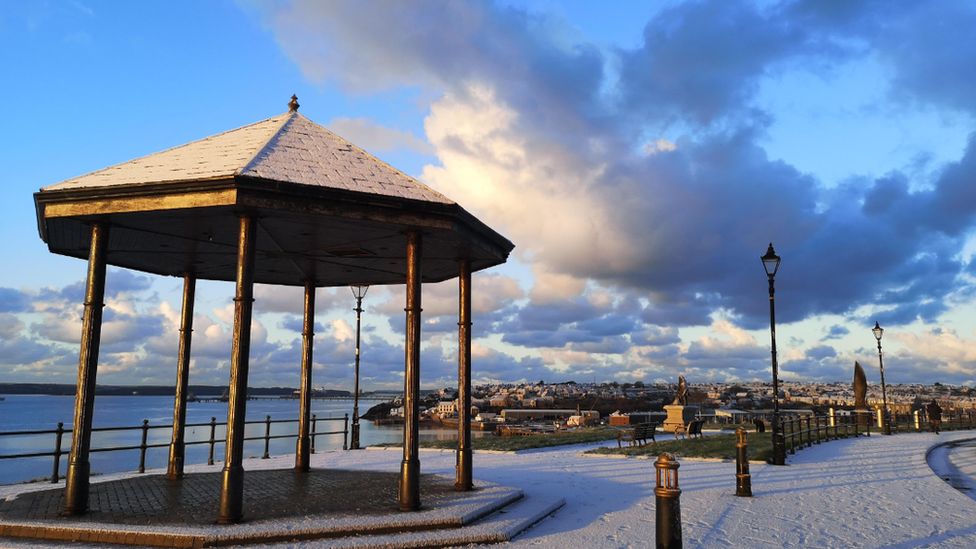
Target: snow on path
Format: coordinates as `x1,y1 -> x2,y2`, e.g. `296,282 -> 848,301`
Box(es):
325,433 -> 976,548
4,432 -> 976,548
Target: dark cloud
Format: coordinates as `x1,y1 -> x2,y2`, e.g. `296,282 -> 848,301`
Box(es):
106,268 -> 153,295
255,0 -> 976,341
823,325 -> 849,340
279,315 -> 325,334
617,1 -> 824,127
630,325 -> 681,347
806,345 -> 837,360
789,1 -> 976,114
0,288 -> 31,312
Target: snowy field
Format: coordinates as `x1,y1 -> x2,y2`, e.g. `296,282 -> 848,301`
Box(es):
2,430 -> 976,548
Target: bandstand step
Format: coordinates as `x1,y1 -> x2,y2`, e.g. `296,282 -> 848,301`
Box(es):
325,494 -> 567,548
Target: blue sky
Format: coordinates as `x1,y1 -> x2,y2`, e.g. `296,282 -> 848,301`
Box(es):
2,0 -> 976,390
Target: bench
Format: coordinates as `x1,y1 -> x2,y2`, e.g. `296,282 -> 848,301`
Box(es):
617,422 -> 659,448
674,419 -> 705,440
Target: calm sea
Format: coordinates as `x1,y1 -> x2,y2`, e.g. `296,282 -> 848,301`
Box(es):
0,394 -> 478,485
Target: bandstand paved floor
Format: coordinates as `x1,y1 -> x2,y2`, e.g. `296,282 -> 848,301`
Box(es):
0,469 -> 456,526
0,465 -> 531,547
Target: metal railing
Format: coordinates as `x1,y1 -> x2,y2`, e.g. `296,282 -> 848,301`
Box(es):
781,414 -> 867,455
0,413 -> 348,484
780,410 -> 976,456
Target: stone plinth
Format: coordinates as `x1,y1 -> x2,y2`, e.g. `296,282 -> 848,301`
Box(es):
663,405 -> 699,433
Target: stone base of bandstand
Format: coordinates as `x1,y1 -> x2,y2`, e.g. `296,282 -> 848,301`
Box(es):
663,405 -> 700,433
0,465 -> 563,548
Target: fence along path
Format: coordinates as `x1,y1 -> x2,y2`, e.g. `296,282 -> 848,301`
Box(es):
0,414 -> 348,483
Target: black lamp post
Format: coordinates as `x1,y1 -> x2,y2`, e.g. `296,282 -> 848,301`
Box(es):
761,243 -> 785,465
873,321 -> 891,435
350,285 -> 369,450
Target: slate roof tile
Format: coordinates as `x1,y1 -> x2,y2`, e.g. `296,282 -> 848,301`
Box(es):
43,111 -> 453,205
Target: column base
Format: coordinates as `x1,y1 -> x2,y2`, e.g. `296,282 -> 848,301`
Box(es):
455,449 -> 472,491
295,436 -> 311,472
350,423 -> 361,450
62,461 -> 90,516
217,465 -> 244,524
399,458 -> 420,511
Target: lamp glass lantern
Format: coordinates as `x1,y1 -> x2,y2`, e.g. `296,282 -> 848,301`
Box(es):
351,285 -> 369,300
761,243 -> 781,277
872,321 -> 883,342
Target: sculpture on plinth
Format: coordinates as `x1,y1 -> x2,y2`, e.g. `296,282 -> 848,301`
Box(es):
672,375 -> 688,406
853,361 -> 870,429
853,361 -> 867,409
664,375 -> 697,434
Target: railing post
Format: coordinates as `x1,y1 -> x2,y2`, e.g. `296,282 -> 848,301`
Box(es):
735,428 -> 752,497
785,418 -> 792,455
343,413 -> 349,451
814,416 -> 820,444
655,453 -> 682,548
208,417 -> 216,466
790,418 -> 797,454
311,414 -> 317,454
262,415 -> 271,459
138,419 -> 149,474
51,422 -> 65,483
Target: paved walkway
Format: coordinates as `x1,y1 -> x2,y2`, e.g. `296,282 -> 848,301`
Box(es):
2,430 -> 976,547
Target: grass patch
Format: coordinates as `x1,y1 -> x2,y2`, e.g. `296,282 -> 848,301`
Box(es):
377,427 -> 620,452
586,431 -> 774,461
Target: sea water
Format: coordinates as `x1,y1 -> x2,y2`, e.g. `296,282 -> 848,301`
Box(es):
0,394 -> 479,485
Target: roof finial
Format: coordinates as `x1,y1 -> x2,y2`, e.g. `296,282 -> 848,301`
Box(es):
288,94 -> 300,112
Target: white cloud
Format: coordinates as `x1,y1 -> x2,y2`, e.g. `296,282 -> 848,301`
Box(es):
329,117 -> 433,155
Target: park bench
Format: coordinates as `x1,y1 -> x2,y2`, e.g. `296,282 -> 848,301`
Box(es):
617,421 -> 659,448
674,418 -> 705,440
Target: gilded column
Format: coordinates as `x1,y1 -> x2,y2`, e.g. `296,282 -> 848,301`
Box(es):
455,259 -> 473,491
63,222 -> 110,515
167,273 -> 196,480
399,231 -> 422,511
295,281 -> 315,472
218,215 -> 256,524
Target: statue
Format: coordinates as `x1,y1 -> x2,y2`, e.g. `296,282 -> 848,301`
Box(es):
663,375 -> 695,433
672,375 -> 688,406
853,361 -> 867,410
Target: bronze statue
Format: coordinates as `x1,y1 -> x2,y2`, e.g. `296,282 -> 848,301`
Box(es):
672,375 -> 688,406
853,361 -> 867,410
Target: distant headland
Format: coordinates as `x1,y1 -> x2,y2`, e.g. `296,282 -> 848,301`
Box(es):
0,383 -> 350,397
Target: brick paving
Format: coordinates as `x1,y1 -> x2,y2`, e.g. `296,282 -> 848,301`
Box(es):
0,468 -> 458,526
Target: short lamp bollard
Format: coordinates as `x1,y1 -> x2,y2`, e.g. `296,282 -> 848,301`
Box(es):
735,428 -> 752,497
828,407 -> 835,428
876,409 -> 883,430
914,410 -> 920,432
655,453 -> 682,549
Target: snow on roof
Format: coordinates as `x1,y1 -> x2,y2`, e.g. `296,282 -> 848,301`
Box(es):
43,110 -> 453,205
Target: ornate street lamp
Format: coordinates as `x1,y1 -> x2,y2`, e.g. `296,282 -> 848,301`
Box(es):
350,285 -> 369,449
761,243 -> 786,465
873,321 -> 891,435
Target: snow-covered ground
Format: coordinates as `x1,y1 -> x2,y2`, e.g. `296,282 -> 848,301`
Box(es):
3,431 -> 976,548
